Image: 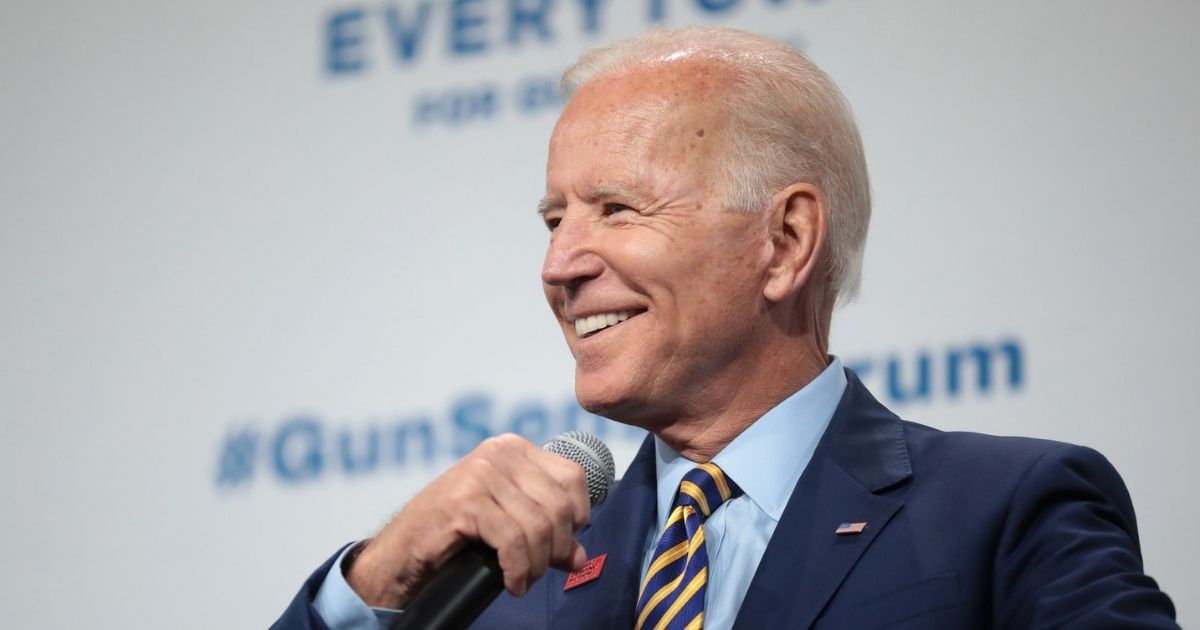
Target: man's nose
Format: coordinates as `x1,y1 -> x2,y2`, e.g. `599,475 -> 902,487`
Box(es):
541,214 -> 603,288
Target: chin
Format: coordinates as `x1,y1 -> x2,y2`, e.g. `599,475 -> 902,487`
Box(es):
574,374 -> 666,430
575,374 -> 632,420
574,382 -> 620,417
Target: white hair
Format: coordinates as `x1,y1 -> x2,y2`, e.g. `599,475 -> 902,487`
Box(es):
560,27 -> 871,305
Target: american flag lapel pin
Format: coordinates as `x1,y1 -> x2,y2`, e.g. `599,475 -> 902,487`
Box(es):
835,522 -> 868,536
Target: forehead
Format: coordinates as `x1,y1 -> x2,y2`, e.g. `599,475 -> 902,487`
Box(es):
554,59 -> 736,142
546,60 -> 736,195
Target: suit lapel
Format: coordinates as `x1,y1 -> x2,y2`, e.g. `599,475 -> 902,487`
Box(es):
734,371 -> 913,629
547,372 -> 911,628
548,435 -> 658,628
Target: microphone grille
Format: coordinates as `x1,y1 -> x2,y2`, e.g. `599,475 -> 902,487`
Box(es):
543,431 -> 615,507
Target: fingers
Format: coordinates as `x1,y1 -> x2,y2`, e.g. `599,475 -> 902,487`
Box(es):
508,447 -> 591,569
355,433 -> 594,605
524,445 -> 592,530
472,435 -> 592,591
466,456 -> 552,595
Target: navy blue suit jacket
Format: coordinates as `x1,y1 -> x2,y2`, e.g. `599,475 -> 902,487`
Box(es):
274,372 -> 1177,628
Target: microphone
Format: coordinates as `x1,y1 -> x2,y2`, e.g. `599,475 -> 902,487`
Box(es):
390,431 -> 615,630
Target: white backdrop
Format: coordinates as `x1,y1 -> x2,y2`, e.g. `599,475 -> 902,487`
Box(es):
2,1 -> 1198,628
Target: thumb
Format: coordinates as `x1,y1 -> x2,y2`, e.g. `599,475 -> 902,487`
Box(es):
567,540 -> 588,571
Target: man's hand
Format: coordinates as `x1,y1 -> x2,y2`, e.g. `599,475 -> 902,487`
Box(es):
345,433 -> 592,609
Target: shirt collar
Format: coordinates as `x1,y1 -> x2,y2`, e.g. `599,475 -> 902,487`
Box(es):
652,357 -> 848,523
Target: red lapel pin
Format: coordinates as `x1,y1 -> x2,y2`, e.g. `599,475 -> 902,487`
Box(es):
835,522 -> 868,536
563,553 -> 608,591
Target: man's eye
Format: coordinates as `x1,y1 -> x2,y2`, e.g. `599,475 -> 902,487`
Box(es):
544,217 -> 562,231
604,203 -> 634,215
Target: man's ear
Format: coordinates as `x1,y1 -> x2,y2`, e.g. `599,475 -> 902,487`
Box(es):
763,183 -> 828,303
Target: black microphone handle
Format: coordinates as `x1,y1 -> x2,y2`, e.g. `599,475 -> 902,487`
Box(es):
389,542 -> 503,630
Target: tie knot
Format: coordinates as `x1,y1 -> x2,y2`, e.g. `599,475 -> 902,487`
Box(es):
676,463 -> 742,520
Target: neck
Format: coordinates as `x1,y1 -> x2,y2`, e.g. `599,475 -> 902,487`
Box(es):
652,333 -> 829,462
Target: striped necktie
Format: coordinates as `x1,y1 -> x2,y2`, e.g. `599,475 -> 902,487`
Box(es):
634,462 -> 743,630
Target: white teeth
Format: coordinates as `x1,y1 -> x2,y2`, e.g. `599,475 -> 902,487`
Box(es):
574,310 -> 633,337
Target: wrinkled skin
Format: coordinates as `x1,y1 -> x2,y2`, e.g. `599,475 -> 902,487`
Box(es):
347,58 -> 830,606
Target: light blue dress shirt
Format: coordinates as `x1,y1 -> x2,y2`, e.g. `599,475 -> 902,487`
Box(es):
641,357 -> 846,630
314,358 -> 848,630
314,544 -> 401,630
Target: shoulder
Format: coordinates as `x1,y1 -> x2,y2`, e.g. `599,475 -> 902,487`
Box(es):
892,421 -> 1141,544
899,420 -> 1118,488
891,421 -> 1176,626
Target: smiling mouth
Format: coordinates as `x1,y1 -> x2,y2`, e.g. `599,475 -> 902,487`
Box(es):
574,310 -> 644,338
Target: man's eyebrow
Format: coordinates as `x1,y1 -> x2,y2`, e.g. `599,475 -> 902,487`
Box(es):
536,196 -> 564,217
537,184 -> 645,216
581,184 -> 642,203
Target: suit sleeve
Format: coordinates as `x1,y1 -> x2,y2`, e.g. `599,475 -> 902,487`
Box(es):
270,548 -> 346,630
993,444 -> 1177,628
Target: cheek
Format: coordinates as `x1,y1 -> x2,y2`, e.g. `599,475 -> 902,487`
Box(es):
714,225 -> 772,287
692,244 -> 769,321
695,230 -> 765,283
608,221 -> 765,309
610,232 -> 677,288
543,285 -> 563,314
618,230 -> 671,261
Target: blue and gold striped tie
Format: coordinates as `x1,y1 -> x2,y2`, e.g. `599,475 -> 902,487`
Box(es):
634,463 -> 743,630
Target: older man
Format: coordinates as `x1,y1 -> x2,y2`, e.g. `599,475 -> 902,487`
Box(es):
276,28 -> 1177,629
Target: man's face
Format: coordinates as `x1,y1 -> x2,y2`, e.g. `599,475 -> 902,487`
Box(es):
540,63 -> 774,427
